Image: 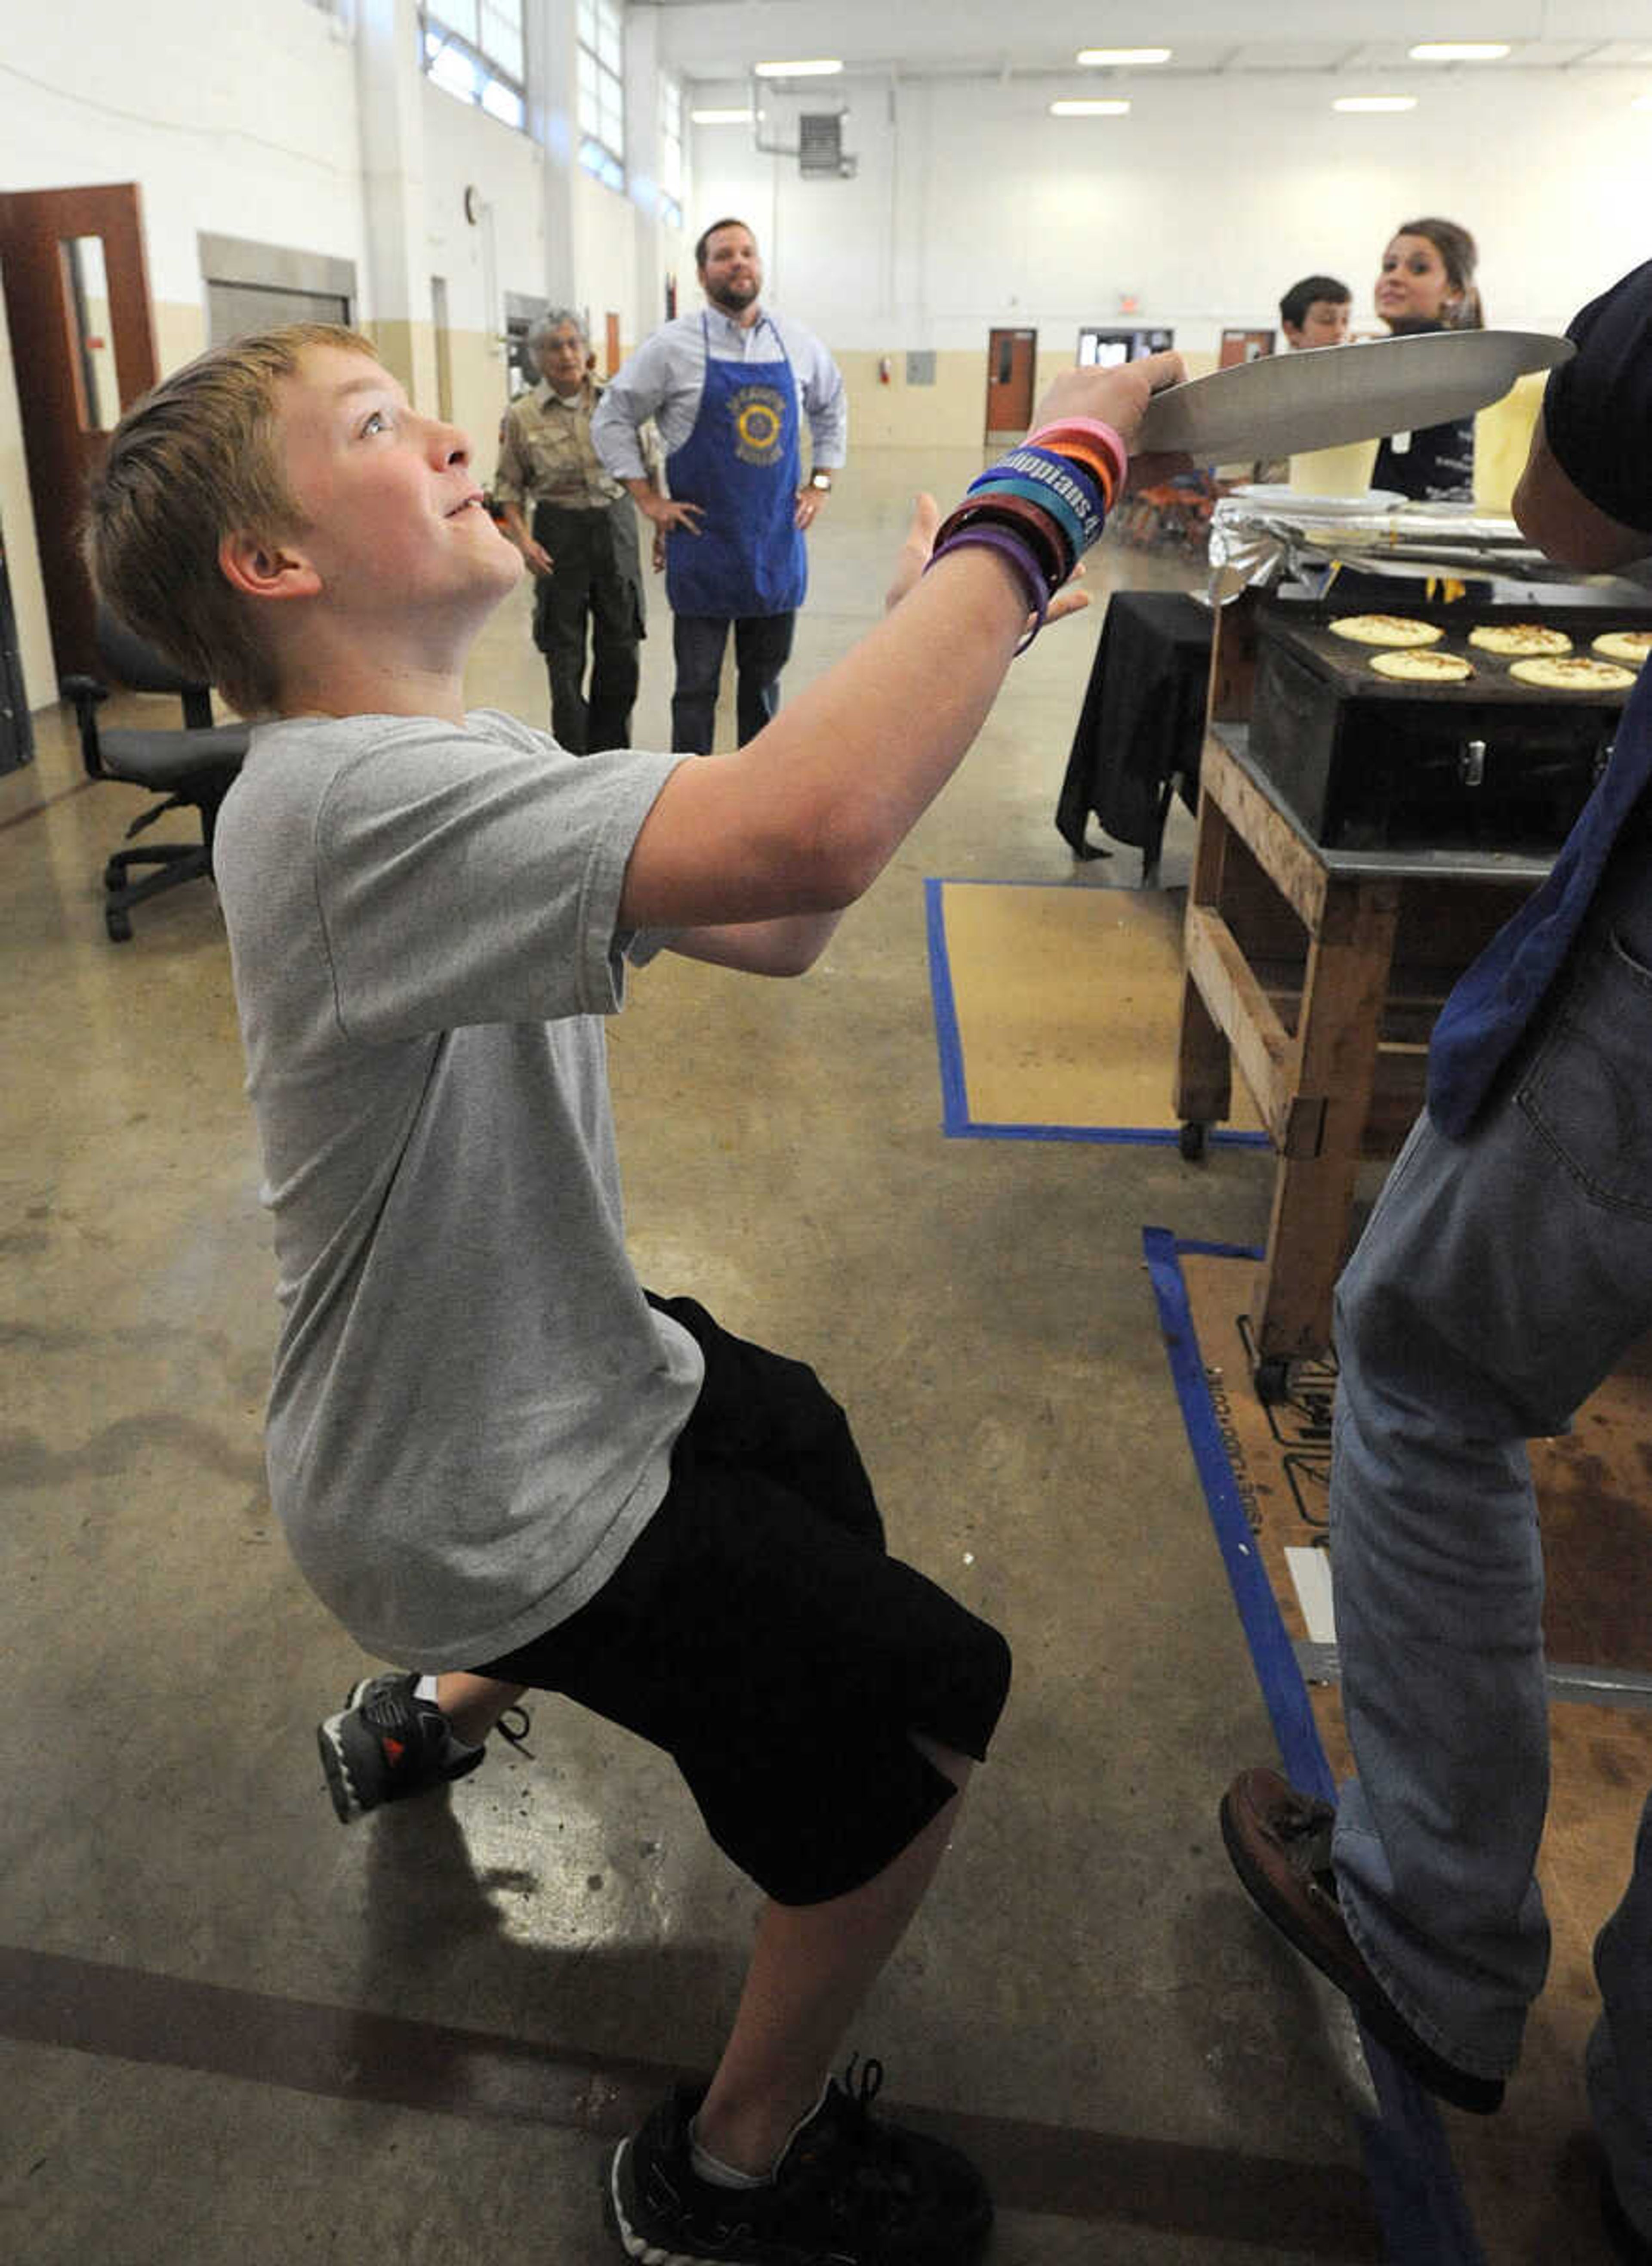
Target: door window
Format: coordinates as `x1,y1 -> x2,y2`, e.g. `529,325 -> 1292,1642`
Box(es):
62,236 -> 118,432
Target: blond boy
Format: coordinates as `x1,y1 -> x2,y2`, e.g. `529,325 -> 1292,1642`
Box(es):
86,322 -> 1178,2264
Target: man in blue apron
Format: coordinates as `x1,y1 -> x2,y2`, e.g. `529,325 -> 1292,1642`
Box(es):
592,218 -> 847,753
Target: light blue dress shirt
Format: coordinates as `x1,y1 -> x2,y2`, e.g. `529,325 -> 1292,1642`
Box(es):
591,305 -> 848,485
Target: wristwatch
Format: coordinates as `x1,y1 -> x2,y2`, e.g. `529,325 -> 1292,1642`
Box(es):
808,471 -> 833,492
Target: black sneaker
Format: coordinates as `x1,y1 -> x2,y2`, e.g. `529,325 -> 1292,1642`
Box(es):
317,1672 -> 528,1822
606,2056 -> 992,2265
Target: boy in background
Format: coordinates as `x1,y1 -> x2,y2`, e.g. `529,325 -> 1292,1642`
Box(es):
1279,274 -> 1353,350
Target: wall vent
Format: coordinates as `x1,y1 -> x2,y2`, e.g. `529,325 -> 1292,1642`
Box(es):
798,113 -> 856,177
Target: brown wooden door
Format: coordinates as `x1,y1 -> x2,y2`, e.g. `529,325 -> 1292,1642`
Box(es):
0,183 -> 159,683
984,327 -> 1036,440
1219,328 -> 1275,369
604,311 -> 622,377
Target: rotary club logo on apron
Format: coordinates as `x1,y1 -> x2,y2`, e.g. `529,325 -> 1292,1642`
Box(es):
663,314 -> 808,619
731,384 -> 787,466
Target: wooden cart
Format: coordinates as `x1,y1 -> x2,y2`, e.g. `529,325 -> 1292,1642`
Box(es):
1174,595 -> 1549,1399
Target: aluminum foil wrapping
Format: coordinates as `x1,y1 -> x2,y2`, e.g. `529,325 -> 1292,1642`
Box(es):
1206,496 -> 1552,605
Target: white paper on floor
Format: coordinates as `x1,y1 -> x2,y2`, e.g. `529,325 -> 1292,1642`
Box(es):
1286,1545 -> 1338,1645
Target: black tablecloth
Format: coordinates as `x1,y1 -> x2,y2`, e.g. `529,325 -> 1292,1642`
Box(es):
1056,591 -> 1214,873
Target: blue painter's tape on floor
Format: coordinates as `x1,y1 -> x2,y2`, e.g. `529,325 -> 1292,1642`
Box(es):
924,875 -> 973,1137
925,878 -> 1270,1146
1143,1225 -> 1486,2266
1141,1224 -> 1331,1800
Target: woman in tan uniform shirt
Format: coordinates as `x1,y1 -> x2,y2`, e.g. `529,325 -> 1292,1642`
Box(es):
495,309 -> 645,753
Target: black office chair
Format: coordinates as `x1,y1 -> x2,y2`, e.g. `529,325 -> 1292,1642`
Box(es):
62,606 -> 250,942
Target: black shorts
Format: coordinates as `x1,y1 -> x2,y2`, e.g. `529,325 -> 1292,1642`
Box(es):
470,1296 -> 1012,1905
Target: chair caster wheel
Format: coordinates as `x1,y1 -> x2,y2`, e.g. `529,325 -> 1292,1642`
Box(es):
105,909 -> 133,942
1178,1121 -> 1207,1162
1253,1356 -> 1291,1405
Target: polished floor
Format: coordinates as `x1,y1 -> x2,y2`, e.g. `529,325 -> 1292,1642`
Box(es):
2,455 -> 1443,2262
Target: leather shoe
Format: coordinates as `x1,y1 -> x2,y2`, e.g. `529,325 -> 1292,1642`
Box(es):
1220,1766 -> 1504,2115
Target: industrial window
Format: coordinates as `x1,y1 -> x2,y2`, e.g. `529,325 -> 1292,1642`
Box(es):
422,3 -> 527,134
577,0 -> 626,192
659,76 -> 684,228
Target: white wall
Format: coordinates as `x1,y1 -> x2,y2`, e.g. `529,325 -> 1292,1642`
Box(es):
0,0 -> 682,712
573,167 -> 642,347
690,67 -> 1652,355
421,80 -> 549,335
0,4 -> 364,308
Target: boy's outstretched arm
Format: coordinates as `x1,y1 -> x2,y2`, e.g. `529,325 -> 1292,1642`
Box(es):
663,494 -> 946,977
621,355 -> 1182,963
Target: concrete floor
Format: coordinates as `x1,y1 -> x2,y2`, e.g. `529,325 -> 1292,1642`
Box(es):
1,453 -> 1398,2262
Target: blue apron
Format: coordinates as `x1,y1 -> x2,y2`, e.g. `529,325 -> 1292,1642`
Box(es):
665,313 -> 806,619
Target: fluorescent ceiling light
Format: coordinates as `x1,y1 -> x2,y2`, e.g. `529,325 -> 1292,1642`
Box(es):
1076,47 -> 1171,65
753,59 -> 843,77
1051,98 -> 1131,115
1409,42 -> 1511,61
691,108 -> 754,124
1334,95 -> 1419,111
1634,93 -> 1652,110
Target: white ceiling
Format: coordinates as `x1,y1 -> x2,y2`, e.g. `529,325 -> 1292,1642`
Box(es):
645,0 -> 1652,84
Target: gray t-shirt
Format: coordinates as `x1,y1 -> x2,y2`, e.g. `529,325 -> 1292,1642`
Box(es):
213,707 -> 703,1667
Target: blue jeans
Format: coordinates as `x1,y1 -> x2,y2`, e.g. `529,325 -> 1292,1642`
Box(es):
671,612 -> 796,755
1328,821 -> 1652,2235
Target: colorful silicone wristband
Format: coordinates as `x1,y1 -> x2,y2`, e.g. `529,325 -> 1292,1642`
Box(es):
1027,428 -> 1126,512
987,442 -> 1110,520
1029,417 -> 1129,497
934,491 -> 1069,589
934,487 -> 1065,571
969,451 -> 1104,551
926,526 -> 1050,648
1013,441 -> 1113,519
962,473 -> 1090,566
1024,432 -> 1118,510
1029,413 -> 1129,473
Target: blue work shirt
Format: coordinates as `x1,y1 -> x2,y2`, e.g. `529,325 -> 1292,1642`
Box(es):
1427,260 -> 1652,1139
